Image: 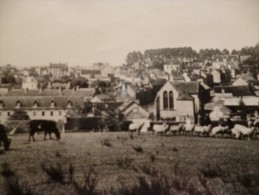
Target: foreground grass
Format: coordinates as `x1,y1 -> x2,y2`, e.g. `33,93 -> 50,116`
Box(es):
0,132 -> 259,195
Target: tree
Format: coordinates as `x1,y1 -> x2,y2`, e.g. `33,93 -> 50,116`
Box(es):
231,49 -> 239,55
222,49 -> 230,55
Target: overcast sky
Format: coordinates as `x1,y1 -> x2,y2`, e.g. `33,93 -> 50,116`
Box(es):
0,0 -> 259,67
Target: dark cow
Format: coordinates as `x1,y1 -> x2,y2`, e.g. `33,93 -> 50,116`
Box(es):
0,124 -> 12,150
29,120 -> 60,142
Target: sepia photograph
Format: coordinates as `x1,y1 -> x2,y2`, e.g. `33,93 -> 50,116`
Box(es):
0,0 -> 259,194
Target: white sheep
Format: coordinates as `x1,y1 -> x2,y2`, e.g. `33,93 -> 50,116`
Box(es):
170,124 -> 183,135
182,124 -> 195,135
129,122 -> 145,137
231,124 -> 255,140
209,125 -> 228,137
153,123 -> 169,135
193,124 -> 212,136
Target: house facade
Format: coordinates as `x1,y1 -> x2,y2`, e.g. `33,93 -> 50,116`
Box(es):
49,63 -> 68,79
154,81 -> 200,123
21,76 -> 38,90
164,64 -> 180,74
0,88 -> 95,125
117,101 -> 150,131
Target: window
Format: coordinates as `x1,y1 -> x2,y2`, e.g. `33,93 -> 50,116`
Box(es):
67,101 -> 72,108
0,101 -> 4,108
50,111 -> 53,116
163,91 -> 168,109
50,101 -> 55,108
169,91 -> 174,109
42,111 -> 45,116
16,101 -> 21,109
7,111 -> 10,116
33,111 -> 36,116
33,101 -> 39,108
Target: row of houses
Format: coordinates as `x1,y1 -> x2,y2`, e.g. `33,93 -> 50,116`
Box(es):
1,54 -> 259,128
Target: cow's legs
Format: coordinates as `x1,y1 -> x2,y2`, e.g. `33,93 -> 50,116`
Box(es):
49,132 -> 52,140
29,133 -> 35,142
44,132 -> 47,140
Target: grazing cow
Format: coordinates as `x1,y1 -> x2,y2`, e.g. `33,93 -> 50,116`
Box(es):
29,120 -> 60,142
153,123 -> 169,135
0,124 -> 11,151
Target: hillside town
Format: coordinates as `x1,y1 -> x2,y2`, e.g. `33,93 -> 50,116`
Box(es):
0,45 -> 259,132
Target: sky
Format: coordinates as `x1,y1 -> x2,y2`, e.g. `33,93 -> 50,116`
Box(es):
0,0 -> 259,67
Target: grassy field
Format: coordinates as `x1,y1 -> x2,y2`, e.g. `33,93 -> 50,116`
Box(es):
0,132 -> 259,195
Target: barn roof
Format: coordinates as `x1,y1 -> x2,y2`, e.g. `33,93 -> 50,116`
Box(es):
0,96 -> 84,109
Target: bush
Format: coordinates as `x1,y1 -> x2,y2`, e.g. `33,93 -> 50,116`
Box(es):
6,178 -> 35,195
101,139 -> 112,147
1,163 -> 15,178
116,157 -> 134,169
132,146 -> 143,153
200,163 -> 223,178
1,163 -> 35,195
41,163 -> 65,184
72,166 -> 99,195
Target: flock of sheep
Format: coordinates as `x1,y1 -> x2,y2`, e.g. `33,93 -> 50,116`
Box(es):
129,118 -> 259,140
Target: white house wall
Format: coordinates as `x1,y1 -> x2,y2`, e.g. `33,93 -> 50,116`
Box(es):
0,110 -> 14,123
154,81 -> 195,120
27,110 -> 67,122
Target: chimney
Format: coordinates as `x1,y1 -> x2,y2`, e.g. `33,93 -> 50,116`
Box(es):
59,87 -> 63,96
67,81 -> 71,89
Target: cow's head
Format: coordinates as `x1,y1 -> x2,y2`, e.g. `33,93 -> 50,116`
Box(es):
55,130 -> 61,140
4,139 -> 11,151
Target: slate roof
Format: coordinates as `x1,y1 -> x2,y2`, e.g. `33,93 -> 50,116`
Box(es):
117,101 -> 136,112
49,63 -> 68,69
81,69 -> 101,75
214,86 -> 255,96
5,89 -> 26,96
242,72 -> 255,81
177,91 -> 194,100
0,88 -> 8,96
0,96 -> 84,109
172,82 -> 199,94
40,89 -> 62,96
150,78 -> 167,86
1,88 -> 95,98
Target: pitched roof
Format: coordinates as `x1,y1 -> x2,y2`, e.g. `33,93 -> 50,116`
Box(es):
49,63 -> 68,69
81,69 -> 101,75
150,78 -> 167,86
177,91 -> 194,100
0,96 -> 84,109
214,85 -> 255,96
5,89 -> 26,96
172,82 -> 199,94
117,101 -> 136,112
40,89 -> 62,96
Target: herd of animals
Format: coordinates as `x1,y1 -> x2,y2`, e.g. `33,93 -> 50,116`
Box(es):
0,117 -> 259,151
128,117 -> 259,140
